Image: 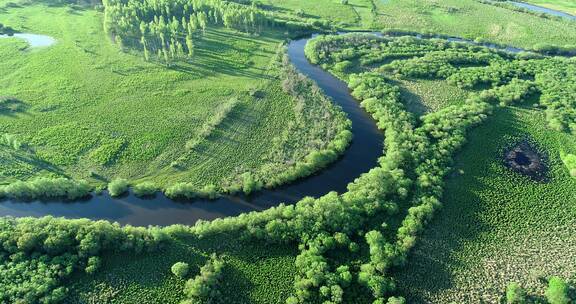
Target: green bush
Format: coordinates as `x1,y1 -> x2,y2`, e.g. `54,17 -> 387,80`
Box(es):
0,177 -> 92,201
506,282 -> 526,304
0,216 -> 167,303
85,256 -> 101,274
560,152 -> 576,177
171,262 -> 190,279
182,255 -> 224,303
546,276 -> 570,304
133,181 -> 157,197
108,178 -> 129,197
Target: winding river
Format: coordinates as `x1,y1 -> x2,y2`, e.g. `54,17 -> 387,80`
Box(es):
2,2 -> 573,226
0,35 -> 384,226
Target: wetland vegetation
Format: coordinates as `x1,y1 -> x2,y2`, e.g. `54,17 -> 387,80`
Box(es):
1,0 -> 576,303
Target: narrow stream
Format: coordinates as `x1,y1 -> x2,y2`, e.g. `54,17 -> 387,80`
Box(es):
0,35 -> 384,226
509,1 -> 576,20
0,33 -> 56,47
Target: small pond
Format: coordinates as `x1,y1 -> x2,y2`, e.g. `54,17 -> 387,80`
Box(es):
0,33 -> 56,48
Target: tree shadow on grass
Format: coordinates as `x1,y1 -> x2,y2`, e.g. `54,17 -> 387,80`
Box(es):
393,108 -> 528,303
219,265 -> 255,304
64,240 -> 209,302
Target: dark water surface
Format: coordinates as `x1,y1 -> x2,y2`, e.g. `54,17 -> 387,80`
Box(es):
0,35 -> 384,226
6,24 -> 569,226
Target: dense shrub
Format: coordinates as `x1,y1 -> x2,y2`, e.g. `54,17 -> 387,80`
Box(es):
182,255 -> 224,303
0,96 -> 25,114
0,216 -> 168,303
0,177 -> 92,201
506,282 -> 527,304
164,183 -> 219,200
171,262 -> 190,279
133,181 -> 158,197
546,276 -> 570,304
85,256 -> 101,274
108,178 -> 129,197
560,152 -> 576,177
0,23 -> 15,35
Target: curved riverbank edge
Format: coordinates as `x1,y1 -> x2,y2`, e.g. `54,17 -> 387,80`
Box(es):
2,29 -> 572,226
0,33 -> 385,226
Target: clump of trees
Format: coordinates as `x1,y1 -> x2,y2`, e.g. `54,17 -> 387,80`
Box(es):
133,181 -> 158,197
0,133 -> 25,150
505,277 -> 573,304
0,177 -> 92,201
171,261 -> 190,278
0,96 -> 25,114
102,0 -> 275,64
560,152 -> 576,177
164,182 -> 219,199
506,282 -> 527,304
181,254 -> 224,303
546,276 -> 571,304
108,178 -> 129,197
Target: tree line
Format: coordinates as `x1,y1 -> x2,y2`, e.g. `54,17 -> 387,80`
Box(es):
101,0 -> 316,64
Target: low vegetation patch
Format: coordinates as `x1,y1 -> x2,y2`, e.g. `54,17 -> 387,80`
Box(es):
1,0 -> 576,303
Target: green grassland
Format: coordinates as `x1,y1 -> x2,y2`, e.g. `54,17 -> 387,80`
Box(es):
374,0 -> 576,49
64,232 -> 297,304
0,1 -> 347,190
397,105 -> 576,302
262,0 -> 576,48
260,0 -> 378,29
524,0 -> 576,15
396,79 -> 468,115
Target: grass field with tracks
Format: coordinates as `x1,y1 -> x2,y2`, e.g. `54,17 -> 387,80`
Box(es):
0,1 -> 349,191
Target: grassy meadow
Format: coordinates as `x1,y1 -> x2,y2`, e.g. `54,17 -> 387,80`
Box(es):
0,1 -> 348,190
64,232 -> 297,304
397,105 -> 576,302
374,0 -> 576,49
260,0 -> 378,29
